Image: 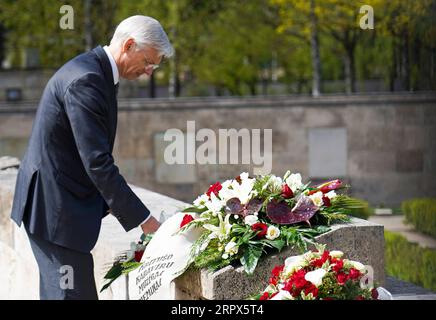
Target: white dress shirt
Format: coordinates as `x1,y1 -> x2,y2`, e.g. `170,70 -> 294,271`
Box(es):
103,45 -> 119,85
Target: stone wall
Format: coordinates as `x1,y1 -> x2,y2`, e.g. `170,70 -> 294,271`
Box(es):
0,93 -> 435,207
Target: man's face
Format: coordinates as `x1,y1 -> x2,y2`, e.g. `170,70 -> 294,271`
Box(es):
118,39 -> 162,80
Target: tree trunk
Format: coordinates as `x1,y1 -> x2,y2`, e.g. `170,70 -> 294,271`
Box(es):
84,0 -> 93,51
344,46 -> 356,94
402,32 -> 411,91
310,0 -> 321,96
389,39 -> 397,91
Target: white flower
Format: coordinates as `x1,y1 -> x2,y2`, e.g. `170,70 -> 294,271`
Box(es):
244,215 -> 258,226
304,269 -> 327,287
205,192 -> 225,215
325,190 -> 337,199
193,194 -> 209,208
266,226 -> 281,240
329,250 -> 344,258
231,174 -> 256,205
224,241 -> 239,256
203,213 -> 232,242
285,173 -> 303,193
309,191 -> 324,207
222,253 -> 229,259
284,255 -> 306,274
270,290 -> 293,300
349,260 -> 366,272
264,175 -> 283,193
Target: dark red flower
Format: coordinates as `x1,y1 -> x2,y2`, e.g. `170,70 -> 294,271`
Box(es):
336,272 -> 349,285
349,268 -> 362,280
355,295 -> 365,300
322,196 -> 331,207
323,297 -> 335,300
180,214 -> 194,228
281,184 -> 294,199
251,223 -> 268,238
206,182 -> 222,198
371,288 -> 379,300
134,250 -> 144,262
290,269 -> 308,290
259,292 -> 270,300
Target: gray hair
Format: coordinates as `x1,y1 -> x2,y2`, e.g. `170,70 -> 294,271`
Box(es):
110,15 -> 174,58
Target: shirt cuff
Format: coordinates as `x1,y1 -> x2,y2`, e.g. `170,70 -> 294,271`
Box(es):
140,213 -> 152,226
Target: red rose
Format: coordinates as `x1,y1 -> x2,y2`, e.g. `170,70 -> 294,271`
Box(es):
349,268 -> 362,280
206,182 -> 222,198
134,250 -> 144,262
259,292 -> 270,300
371,288 -> 379,300
336,272 -> 349,285
180,214 -> 194,228
251,223 -> 268,238
322,196 -> 331,207
281,184 -> 294,199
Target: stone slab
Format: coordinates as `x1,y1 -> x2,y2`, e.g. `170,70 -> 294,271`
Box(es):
175,217 -> 385,300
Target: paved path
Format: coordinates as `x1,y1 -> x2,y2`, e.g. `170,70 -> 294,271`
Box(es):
369,215 -> 436,249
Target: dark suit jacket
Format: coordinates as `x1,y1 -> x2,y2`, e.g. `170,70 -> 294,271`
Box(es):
11,46 -> 150,253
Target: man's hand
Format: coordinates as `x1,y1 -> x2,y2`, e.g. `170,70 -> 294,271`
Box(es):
141,216 -> 161,235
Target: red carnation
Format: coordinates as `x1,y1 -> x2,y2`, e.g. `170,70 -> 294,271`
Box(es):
304,284 -> 319,298
349,268 -> 362,280
311,250 -> 330,268
251,223 -> 268,238
206,182 -> 222,198
331,258 -> 344,273
180,214 -> 194,228
259,292 -> 270,300
134,250 -> 144,262
336,272 -> 349,285
281,184 -> 294,199
269,265 -> 284,285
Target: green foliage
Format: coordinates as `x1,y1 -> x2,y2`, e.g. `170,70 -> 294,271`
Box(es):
385,231 -> 436,292
402,198 -> 436,238
328,195 -> 371,220
240,244 -> 264,275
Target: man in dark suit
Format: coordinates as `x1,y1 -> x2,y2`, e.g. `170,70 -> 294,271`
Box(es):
10,15 -> 174,300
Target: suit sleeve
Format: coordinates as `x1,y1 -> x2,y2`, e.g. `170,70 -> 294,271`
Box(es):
63,73 -> 150,231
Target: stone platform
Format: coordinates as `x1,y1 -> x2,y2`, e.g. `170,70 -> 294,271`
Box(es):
174,218 -> 385,300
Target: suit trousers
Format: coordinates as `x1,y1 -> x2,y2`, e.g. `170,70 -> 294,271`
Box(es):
25,225 -> 98,300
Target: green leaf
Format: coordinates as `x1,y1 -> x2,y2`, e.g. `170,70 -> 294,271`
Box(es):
263,239 -> 285,251
240,244 -> 264,275
182,206 -> 207,214
104,263 -> 123,280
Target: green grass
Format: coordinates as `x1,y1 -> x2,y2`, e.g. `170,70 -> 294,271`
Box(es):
401,198 -> 436,238
385,231 -> 436,292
